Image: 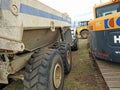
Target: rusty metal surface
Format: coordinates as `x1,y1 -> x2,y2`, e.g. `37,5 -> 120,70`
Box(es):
96,60 -> 120,90
22,29 -> 60,51
8,53 -> 33,74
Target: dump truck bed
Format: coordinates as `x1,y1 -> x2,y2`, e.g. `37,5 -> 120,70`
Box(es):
0,0 -> 71,51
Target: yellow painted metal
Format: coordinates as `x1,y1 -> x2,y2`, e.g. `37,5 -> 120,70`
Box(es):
76,21 -> 89,37
82,32 -> 88,38
89,1 -> 120,31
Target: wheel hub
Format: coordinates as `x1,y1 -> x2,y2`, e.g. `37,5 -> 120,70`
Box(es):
83,33 -> 87,38
53,63 -> 62,88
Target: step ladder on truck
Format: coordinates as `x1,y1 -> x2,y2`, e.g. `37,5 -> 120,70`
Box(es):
0,0 -> 74,90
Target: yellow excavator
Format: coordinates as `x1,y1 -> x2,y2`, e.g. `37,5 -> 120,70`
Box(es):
88,0 -> 120,63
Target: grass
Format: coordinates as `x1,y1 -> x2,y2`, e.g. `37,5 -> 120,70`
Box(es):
63,39 -> 99,90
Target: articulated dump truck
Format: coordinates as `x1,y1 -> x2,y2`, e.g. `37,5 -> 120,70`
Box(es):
0,0 -> 73,90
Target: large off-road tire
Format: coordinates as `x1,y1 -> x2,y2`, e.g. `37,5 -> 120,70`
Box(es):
80,30 -> 89,39
72,37 -> 79,51
58,43 -> 72,75
24,49 -> 64,90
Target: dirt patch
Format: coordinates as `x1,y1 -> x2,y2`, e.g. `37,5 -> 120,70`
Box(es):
74,72 -> 96,85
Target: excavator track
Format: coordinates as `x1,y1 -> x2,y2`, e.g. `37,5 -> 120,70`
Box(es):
92,58 -> 120,90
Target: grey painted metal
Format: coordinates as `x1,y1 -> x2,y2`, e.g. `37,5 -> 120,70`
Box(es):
89,29 -> 120,63
96,60 -> 120,90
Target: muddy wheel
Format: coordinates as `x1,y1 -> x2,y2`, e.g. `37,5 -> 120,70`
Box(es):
58,43 -> 72,75
80,30 -> 89,39
74,39 -> 79,50
24,49 -> 64,90
72,37 -> 79,51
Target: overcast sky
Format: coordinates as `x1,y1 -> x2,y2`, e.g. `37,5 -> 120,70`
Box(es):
39,0 -> 109,21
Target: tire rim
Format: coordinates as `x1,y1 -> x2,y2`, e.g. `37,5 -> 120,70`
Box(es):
54,63 -> 62,88
67,50 -> 71,65
82,32 -> 87,38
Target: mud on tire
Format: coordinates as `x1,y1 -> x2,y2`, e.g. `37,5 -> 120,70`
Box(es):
24,49 -> 64,90
58,43 -> 72,75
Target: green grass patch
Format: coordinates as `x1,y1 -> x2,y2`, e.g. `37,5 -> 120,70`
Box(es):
64,39 -> 99,90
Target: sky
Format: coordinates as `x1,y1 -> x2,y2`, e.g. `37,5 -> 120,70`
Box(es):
39,0 -> 109,21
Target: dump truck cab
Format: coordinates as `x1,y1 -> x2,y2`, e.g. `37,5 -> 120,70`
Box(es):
88,0 -> 120,63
